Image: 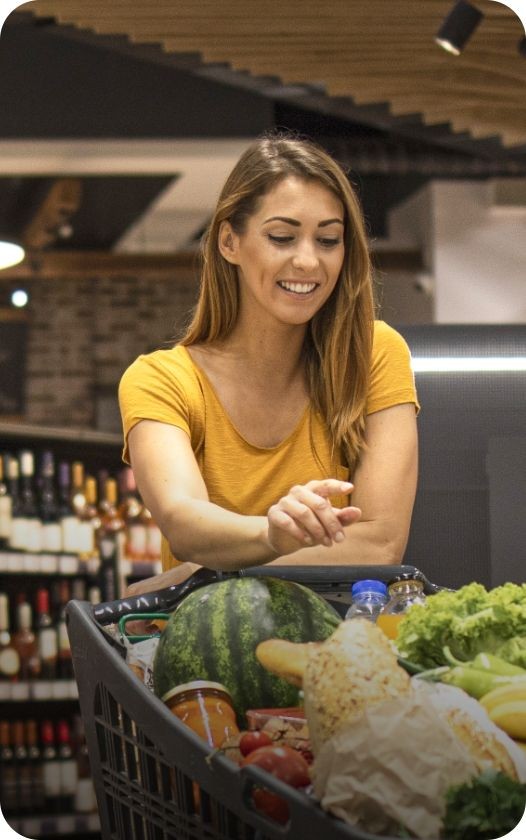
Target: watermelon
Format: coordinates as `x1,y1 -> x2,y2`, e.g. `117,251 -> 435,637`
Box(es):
153,576 -> 341,721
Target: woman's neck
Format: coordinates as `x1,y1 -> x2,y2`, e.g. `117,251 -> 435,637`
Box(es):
215,322 -> 307,388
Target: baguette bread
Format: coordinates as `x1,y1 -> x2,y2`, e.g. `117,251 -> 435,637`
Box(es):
303,619 -> 411,754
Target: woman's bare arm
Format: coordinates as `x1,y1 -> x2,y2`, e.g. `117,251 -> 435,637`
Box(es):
270,402 -> 418,566
127,420 -> 356,570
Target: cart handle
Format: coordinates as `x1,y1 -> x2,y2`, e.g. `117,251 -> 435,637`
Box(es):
91,563 -> 444,626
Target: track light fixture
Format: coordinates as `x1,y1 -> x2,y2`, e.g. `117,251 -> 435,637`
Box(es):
0,239 -> 25,271
435,0 -> 484,55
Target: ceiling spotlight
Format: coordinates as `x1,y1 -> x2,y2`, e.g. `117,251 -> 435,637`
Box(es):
435,0 -> 484,55
11,288 -> 29,308
0,239 -> 25,270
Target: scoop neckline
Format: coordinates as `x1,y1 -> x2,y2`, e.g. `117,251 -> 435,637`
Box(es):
179,344 -> 310,452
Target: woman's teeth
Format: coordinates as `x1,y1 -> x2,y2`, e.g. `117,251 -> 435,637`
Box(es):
278,281 -> 317,294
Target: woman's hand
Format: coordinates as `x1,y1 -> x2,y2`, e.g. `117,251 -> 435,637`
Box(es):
267,479 -> 361,556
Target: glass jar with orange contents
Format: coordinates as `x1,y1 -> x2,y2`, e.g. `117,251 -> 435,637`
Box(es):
162,680 -> 240,748
377,577 -> 426,641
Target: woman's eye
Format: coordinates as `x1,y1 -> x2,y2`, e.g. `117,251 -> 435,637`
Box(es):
268,234 -> 294,244
318,238 -> 340,248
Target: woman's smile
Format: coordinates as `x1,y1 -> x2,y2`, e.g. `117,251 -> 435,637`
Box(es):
277,279 -> 320,296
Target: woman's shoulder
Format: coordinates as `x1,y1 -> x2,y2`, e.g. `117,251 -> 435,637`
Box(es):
372,319 -> 410,353
121,344 -> 198,387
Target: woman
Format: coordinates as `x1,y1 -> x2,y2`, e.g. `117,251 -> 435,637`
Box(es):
119,133 -> 419,592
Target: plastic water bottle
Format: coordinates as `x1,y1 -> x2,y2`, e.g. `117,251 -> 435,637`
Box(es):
345,580 -> 389,622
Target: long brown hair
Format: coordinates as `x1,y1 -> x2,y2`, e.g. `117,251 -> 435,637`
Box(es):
181,133 -> 375,466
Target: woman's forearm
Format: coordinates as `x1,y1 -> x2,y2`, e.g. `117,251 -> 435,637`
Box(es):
161,501 -> 404,571
162,498 -> 279,569
269,519 -> 407,567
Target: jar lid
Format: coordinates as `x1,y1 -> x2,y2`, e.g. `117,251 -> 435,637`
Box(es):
351,579 -> 388,596
161,680 -> 232,704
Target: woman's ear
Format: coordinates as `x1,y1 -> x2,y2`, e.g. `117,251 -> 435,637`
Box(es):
218,221 -> 239,264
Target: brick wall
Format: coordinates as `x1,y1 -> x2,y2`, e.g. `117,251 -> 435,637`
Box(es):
21,261 -> 425,431
24,270 -> 199,431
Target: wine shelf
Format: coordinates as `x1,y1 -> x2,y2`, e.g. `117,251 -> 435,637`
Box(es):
0,552 -> 100,576
0,553 -> 161,579
0,679 -> 78,702
8,811 -> 100,837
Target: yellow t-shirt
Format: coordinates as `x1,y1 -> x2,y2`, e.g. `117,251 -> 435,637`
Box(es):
118,320 -> 419,570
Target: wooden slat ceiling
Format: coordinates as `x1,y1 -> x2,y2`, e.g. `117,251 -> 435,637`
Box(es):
24,0 -> 526,149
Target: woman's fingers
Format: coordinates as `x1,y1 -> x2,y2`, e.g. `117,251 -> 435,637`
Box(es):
287,481 -> 353,544
268,479 -> 357,551
335,505 -> 362,526
306,478 -> 354,497
267,506 -> 310,546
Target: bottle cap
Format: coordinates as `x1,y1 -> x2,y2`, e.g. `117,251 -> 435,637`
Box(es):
388,577 -> 425,591
389,571 -> 425,584
351,579 -> 388,597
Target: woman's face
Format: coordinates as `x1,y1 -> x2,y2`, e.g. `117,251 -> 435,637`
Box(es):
220,176 -> 345,328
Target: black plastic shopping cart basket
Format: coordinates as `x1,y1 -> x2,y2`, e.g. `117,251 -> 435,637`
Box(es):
66,564 -> 444,840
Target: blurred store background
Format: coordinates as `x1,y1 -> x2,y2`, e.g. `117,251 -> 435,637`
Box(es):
0,5 -> 525,833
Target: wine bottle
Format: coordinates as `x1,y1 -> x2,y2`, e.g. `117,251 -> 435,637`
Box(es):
41,719 -> 61,814
19,450 -> 43,553
39,450 -> 62,553
35,588 -> 58,682
7,455 -> 25,552
58,462 -> 79,554
57,615 -> 74,680
72,714 -> 96,814
71,577 -> 87,602
57,719 -> 78,812
77,475 -> 100,560
118,467 -> 147,562
0,592 -> 21,681
98,478 -> 125,602
12,601 -> 39,681
26,718 -> 45,811
12,719 -> 32,814
0,720 -> 17,814
0,454 -> 12,550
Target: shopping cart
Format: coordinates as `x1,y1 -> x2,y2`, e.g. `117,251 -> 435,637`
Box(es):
66,564 -> 445,840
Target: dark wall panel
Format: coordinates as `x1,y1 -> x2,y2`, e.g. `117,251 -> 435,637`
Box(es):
400,325 -> 526,590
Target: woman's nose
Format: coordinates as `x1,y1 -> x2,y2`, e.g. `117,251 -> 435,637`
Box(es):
291,240 -> 319,271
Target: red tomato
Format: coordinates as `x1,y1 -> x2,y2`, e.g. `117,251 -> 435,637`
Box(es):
241,745 -> 310,823
239,731 -> 273,757
252,788 -> 290,824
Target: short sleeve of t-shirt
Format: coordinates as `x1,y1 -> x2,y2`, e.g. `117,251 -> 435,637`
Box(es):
118,349 -> 204,464
366,321 -> 419,415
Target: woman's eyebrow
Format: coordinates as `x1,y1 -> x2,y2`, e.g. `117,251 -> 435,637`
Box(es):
263,216 -> 343,226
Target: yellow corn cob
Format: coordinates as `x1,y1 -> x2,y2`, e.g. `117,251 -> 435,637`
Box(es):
488,701 -> 526,740
479,680 -> 526,714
